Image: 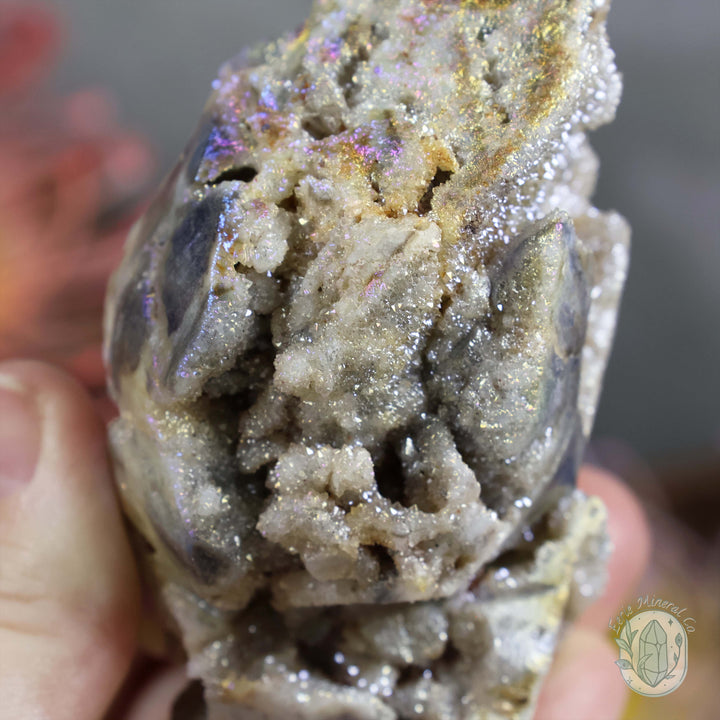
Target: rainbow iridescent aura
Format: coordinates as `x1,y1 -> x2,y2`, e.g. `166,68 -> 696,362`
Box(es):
105,0 -> 629,717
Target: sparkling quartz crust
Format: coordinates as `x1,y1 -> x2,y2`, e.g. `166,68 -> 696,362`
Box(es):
104,0 -> 629,717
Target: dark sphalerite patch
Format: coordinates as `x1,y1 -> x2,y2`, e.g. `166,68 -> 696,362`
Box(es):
162,196 -> 222,335
185,116 -> 215,185
188,541 -> 229,585
110,253 -> 151,385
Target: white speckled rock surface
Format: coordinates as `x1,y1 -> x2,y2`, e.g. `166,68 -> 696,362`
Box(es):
104,0 -> 629,717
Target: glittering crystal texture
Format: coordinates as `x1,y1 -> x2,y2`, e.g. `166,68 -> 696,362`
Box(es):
104,0 -> 629,717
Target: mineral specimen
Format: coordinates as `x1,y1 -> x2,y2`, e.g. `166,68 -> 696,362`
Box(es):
104,0 -> 630,717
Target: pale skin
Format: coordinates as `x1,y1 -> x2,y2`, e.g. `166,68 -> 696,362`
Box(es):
0,360 -> 651,720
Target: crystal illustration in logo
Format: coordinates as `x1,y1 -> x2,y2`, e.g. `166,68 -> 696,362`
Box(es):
615,610 -> 688,697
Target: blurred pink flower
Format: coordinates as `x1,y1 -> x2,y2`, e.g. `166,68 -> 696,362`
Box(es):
0,3 -> 153,396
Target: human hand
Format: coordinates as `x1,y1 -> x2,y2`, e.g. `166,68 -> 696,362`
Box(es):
0,360 -> 650,720
0,361 -> 185,720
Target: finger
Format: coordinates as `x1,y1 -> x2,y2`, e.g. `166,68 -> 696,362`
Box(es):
0,360 -> 140,720
577,465 -> 652,631
105,657 -> 187,720
535,627 -> 627,720
122,665 -> 188,720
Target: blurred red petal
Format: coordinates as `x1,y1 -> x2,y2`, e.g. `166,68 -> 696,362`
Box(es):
0,3 -> 60,96
63,88 -> 118,136
104,134 -> 155,193
0,4 -> 154,398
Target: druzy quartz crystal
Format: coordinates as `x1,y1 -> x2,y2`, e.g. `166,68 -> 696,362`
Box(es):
104,0 -> 629,717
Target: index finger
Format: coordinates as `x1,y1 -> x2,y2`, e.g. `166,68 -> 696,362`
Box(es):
577,465 -> 652,631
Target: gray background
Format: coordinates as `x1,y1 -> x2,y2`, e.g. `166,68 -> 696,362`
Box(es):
50,0 -> 719,460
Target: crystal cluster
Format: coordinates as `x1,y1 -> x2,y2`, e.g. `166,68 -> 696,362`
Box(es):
104,0 -> 629,717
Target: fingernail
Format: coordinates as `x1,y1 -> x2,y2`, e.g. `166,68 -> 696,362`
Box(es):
0,374 -> 41,498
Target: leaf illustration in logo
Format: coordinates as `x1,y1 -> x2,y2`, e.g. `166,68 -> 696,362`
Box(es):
675,633 -> 683,648
615,659 -> 633,670
615,637 -> 631,655
638,620 -> 669,686
622,621 -> 633,647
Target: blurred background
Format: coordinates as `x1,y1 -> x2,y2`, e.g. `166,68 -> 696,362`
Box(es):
1,1 -> 718,717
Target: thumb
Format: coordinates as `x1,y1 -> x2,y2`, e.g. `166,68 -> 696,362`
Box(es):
0,360 -> 140,720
